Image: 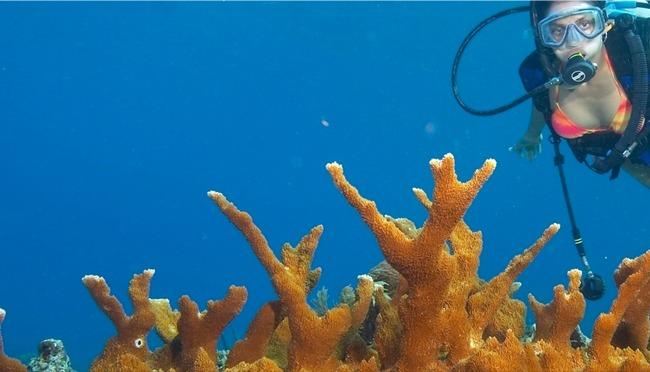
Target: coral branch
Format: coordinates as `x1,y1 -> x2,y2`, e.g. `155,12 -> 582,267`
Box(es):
149,299 -> 180,344
590,251 -> 650,368
227,301 -> 284,368
529,269 -> 586,354
208,191 -> 283,277
327,155 -> 557,369
338,275 -> 376,365
326,162 -> 412,270
468,224 -> 560,339
82,270 -> 156,372
420,155 -> 495,251
372,286 -> 403,370
612,256 -> 650,354
210,190 -> 374,371
83,276 -> 127,329
174,286 -> 247,371
349,275 -> 374,329
0,309 -> 27,372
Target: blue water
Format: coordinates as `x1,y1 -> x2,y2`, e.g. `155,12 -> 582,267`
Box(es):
1,2 -> 648,370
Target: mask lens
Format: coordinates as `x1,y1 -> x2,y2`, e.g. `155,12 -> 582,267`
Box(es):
547,22 -> 568,44
574,12 -> 598,37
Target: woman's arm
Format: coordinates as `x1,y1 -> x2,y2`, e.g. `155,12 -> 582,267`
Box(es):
523,106 -> 546,140
509,106 -> 546,160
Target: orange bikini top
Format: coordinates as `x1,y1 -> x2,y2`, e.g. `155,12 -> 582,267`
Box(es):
551,52 -> 632,139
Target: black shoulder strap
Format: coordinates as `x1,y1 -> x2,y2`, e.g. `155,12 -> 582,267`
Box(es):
591,14 -> 649,177
607,16 -> 650,104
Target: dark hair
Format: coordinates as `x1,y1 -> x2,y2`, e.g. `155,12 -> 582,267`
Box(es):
529,1 -> 606,75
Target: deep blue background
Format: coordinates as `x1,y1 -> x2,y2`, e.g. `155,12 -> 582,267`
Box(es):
0,2 -> 648,370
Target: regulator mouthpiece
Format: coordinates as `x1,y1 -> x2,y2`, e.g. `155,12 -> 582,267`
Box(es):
563,53 -> 598,86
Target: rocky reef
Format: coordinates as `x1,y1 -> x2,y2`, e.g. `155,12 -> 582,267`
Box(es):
28,339 -> 75,372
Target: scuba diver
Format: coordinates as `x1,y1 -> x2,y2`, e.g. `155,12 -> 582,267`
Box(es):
513,0 -> 650,186
451,0 -> 650,300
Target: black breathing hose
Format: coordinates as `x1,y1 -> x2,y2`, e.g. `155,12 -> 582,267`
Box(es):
451,5 -> 538,116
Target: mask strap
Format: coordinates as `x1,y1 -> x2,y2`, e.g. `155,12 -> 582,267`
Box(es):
602,21 -> 614,42
605,21 -> 614,32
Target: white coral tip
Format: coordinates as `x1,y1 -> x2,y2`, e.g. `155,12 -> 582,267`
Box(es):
326,162 -> 342,170
357,274 -> 373,282
82,274 -> 103,283
143,268 -> 155,277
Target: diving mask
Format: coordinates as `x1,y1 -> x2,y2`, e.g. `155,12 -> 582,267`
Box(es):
538,6 -> 606,48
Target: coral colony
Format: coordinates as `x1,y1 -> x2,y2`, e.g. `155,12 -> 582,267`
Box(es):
2,154 -> 650,371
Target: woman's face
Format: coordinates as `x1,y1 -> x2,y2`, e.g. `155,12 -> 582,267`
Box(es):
545,1 -> 605,64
